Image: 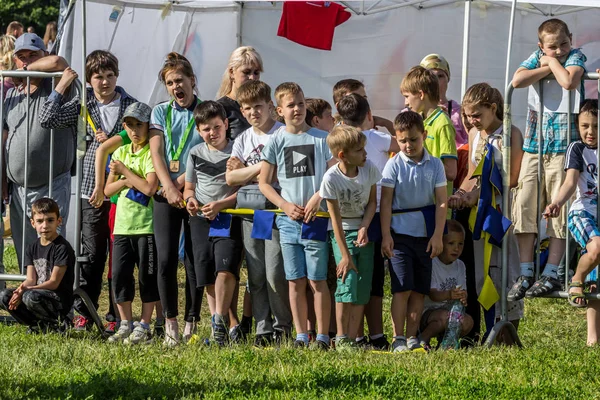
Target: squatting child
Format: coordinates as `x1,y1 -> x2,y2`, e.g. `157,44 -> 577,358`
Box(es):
380,110 -> 448,352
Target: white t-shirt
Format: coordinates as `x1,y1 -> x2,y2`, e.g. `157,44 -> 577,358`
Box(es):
424,257 -> 467,311
319,160 -> 382,230
565,140 -> 598,217
97,95 -> 121,133
363,129 -> 392,206
231,121 -> 284,166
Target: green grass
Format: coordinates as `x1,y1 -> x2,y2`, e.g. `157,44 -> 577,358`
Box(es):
1,244 -> 600,399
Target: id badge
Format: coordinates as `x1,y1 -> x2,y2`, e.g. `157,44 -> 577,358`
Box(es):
169,160 -> 180,173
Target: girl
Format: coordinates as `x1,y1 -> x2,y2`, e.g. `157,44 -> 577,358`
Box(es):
149,53 -> 204,346
448,83 -> 524,342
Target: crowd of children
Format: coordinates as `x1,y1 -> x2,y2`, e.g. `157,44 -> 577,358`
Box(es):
2,16 -> 600,350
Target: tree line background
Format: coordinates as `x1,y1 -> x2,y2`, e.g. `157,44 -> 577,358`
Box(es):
0,0 -> 59,35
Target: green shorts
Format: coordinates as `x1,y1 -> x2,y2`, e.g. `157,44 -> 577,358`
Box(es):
330,230 -> 374,305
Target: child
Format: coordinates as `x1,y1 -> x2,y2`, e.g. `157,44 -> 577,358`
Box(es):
183,100 -> 242,346
319,125 -> 380,350
380,111 -> 447,352
259,82 -> 336,349
336,93 -> 399,350
400,66 -> 458,186
510,18 -> 586,300
420,220 -> 473,349
306,98 -> 335,133
104,102 -> 159,344
544,100 -> 598,311
0,198 -> 75,333
225,80 -> 292,346
332,78 -> 394,135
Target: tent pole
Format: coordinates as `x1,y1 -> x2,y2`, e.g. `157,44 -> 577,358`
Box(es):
504,0 -> 517,95
460,0 -> 471,100
236,1 -> 243,47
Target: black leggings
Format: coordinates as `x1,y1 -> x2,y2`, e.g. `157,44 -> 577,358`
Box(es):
154,196 -> 203,321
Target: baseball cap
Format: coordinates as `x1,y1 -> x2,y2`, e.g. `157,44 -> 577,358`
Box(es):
14,33 -> 46,53
123,102 -> 152,123
420,54 -> 451,80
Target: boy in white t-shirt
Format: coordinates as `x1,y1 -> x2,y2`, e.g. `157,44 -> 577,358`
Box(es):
319,125 -> 381,350
420,220 -> 473,349
336,93 -> 399,350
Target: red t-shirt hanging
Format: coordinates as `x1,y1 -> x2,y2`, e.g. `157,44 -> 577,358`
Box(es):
277,1 -> 351,51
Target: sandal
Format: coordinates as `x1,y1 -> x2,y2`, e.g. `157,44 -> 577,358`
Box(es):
568,281 -> 587,308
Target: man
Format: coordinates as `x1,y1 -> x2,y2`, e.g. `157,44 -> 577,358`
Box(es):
5,21 -> 24,39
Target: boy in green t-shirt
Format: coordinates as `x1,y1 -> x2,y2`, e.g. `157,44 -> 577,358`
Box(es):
104,102 -> 160,344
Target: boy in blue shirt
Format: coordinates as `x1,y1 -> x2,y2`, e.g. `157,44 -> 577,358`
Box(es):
380,111 -> 447,352
259,82 -> 336,349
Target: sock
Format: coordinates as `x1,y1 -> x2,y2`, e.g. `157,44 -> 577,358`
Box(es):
393,335 -> 406,341
155,318 -> 165,326
184,321 -> 196,336
355,336 -> 366,343
140,322 -> 150,331
316,334 -> 330,344
369,333 -> 384,341
520,262 -> 535,278
335,335 -> 347,343
296,332 -> 309,345
542,263 -> 559,279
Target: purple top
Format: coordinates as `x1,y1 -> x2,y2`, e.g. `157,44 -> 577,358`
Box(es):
448,99 -> 468,147
2,78 -> 13,100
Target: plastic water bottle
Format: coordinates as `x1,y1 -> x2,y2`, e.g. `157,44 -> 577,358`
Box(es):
441,300 -> 465,350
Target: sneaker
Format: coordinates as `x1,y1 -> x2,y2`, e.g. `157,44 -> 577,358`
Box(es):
420,340 -> 432,352
108,323 -> 132,343
369,335 -> 390,351
525,275 -> 561,297
229,324 -> 246,344
507,275 -> 534,301
124,322 -> 153,345
293,339 -> 307,348
392,337 -> 409,353
162,320 -> 179,348
407,336 -> 425,352
104,321 -> 118,336
212,315 -> 229,346
240,316 -> 252,337
274,330 -> 291,346
182,323 -> 198,344
72,316 -> 92,332
355,337 -> 369,348
335,337 -> 358,352
311,339 -> 330,351
153,320 -> 165,339
254,333 -> 273,348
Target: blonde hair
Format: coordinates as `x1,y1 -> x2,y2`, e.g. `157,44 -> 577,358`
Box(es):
217,46 -> 263,98
0,35 -> 15,71
327,125 -> 366,156
274,82 -> 303,107
43,21 -> 57,47
237,80 -> 271,106
400,66 -> 439,102
461,83 -> 503,122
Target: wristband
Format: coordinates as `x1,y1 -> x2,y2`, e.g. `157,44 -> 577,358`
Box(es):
186,196 -> 195,204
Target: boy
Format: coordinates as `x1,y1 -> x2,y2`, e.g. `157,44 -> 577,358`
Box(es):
103,102 -> 159,344
184,101 -> 242,346
319,125 -> 381,350
306,98 -> 335,132
0,198 -> 75,333
332,78 -> 394,135
400,66 -> 457,185
420,220 -> 473,349
380,111 -> 447,352
510,18 -> 586,300
544,99 -> 598,308
259,82 -> 336,349
336,93 -> 399,350
226,80 -> 292,346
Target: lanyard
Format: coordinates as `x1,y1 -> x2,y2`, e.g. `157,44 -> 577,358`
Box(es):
87,113 -> 97,133
165,98 -> 199,161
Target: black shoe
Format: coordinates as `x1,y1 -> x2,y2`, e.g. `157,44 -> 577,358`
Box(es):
240,316 -> 252,337
153,321 -> 165,339
355,337 -> 369,348
293,339 -> 307,348
230,325 -> 247,344
312,339 -> 330,351
274,330 -> 291,346
368,335 -> 390,351
525,275 -> 561,297
253,333 -> 273,348
507,275 -> 534,301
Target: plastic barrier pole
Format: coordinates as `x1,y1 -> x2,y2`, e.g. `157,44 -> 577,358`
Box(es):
48,76 -> 56,198
597,78 -> 600,289
20,77 -> 31,274
536,84 -> 544,280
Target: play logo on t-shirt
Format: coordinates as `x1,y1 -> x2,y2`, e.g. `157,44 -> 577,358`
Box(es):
284,144 -> 315,178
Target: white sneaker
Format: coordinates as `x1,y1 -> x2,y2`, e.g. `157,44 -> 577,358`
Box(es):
162,319 -> 180,348
124,322 -> 153,345
108,322 -> 132,343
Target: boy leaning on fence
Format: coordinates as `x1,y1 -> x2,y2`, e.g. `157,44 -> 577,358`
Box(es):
509,18 -> 587,301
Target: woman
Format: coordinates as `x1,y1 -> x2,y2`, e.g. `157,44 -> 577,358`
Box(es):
216,46 -> 263,140
43,21 -> 57,52
149,52 -> 203,346
0,35 -> 15,99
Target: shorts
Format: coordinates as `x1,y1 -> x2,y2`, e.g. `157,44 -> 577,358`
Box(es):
326,242 -> 337,291
568,210 -> 600,253
419,306 -> 450,332
371,241 -> 385,297
276,215 -> 329,281
389,233 -> 432,294
513,151 -> 566,238
189,215 -> 244,287
330,230 -> 374,305
112,234 -> 159,303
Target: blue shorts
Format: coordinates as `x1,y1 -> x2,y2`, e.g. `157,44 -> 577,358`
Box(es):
567,210 -> 600,253
389,233 -> 432,294
276,216 -> 329,281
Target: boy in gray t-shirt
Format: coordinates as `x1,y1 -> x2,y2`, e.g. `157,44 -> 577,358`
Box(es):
183,101 -> 242,346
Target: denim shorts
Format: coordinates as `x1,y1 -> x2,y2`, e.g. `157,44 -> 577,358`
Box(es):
276,215 -> 329,281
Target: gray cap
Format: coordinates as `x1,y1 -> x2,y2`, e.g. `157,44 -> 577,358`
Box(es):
123,102 -> 152,123
14,33 -> 46,53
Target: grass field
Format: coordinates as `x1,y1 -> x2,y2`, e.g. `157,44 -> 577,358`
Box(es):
1,245 -> 600,399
